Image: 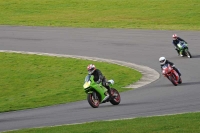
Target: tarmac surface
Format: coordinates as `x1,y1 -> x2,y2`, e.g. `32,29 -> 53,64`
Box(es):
0,26 -> 200,132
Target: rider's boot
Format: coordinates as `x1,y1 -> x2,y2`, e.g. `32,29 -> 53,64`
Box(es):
106,85 -> 113,100
179,51 -> 183,57
176,49 -> 180,56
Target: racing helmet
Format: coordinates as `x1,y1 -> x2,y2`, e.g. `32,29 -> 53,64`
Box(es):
172,34 -> 178,39
159,57 -> 166,65
87,64 -> 96,74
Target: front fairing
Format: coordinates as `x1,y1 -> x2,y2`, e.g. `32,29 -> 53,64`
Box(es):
177,41 -> 188,49
83,74 -> 105,89
83,80 -> 91,89
83,75 -> 108,101
162,64 -> 172,75
83,75 -> 92,92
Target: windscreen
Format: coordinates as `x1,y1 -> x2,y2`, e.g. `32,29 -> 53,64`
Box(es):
84,75 -> 91,82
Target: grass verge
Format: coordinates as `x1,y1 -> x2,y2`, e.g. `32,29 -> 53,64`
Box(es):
0,0 -> 199,30
1,0 -> 199,132
0,52 -> 142,112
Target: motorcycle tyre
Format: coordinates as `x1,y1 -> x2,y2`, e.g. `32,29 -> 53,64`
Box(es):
185,49 -> 192,58
169,75 -> 178,86
110,88 -> 121,105
87,93 -> 100,108
178,76 -> 182,84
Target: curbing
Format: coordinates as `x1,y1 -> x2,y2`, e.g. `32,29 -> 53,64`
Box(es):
0,50 -> 160,89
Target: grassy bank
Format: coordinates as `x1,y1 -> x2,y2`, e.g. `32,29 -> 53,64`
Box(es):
0,0 -> 199,30
0,52 -> 142,112
6,112 -> 200,133
1,0 -> 199,132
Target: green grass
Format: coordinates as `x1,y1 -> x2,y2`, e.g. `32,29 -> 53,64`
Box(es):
6,112 -> 200,133
1,0 -> 199,132
0,0 -> 199,30
0,52 -> 142,112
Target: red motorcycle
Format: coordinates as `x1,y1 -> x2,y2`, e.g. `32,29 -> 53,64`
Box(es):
162,64 -> 182,86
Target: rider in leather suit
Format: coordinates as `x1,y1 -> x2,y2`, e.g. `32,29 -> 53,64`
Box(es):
87,64 -> 111,102
172,34 -> 188,56
159,57 -> 181,76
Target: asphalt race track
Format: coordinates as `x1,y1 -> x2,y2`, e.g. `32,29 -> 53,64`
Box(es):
0,26 -> 200,132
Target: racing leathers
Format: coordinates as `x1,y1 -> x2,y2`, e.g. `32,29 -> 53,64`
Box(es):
172,37 -> 187,55
90,69 -> 111,99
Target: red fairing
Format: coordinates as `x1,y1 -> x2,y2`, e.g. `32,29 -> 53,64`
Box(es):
162,64 -> 181,86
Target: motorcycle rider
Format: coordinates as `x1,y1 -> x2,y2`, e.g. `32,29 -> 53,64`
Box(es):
172,34 -> 188,56
87,64 -> 111,102
159,57 -> 181,76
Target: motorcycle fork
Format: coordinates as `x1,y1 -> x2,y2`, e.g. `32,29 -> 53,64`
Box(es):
173,71 -> 179,81
92,92 -> 98,100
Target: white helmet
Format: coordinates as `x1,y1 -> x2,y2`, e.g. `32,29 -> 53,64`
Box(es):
159,57 -> 166,65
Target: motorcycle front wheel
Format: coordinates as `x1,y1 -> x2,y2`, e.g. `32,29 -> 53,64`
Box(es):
169,74 -> 178,86
87,93 -> 100,108
185,49 -> 192,58
178,77 -> 182,84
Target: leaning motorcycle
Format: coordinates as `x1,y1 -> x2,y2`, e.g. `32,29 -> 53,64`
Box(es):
177,41 -> 192,58
83,75 -> 121,108
162,64 -> 182,86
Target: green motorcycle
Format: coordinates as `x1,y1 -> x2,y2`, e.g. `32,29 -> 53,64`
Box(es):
83,75 -> 121,108
177,41 -> 192,58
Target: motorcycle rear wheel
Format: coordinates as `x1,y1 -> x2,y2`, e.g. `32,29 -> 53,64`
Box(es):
110,88 -> 121,105
87,93 -> 100,108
